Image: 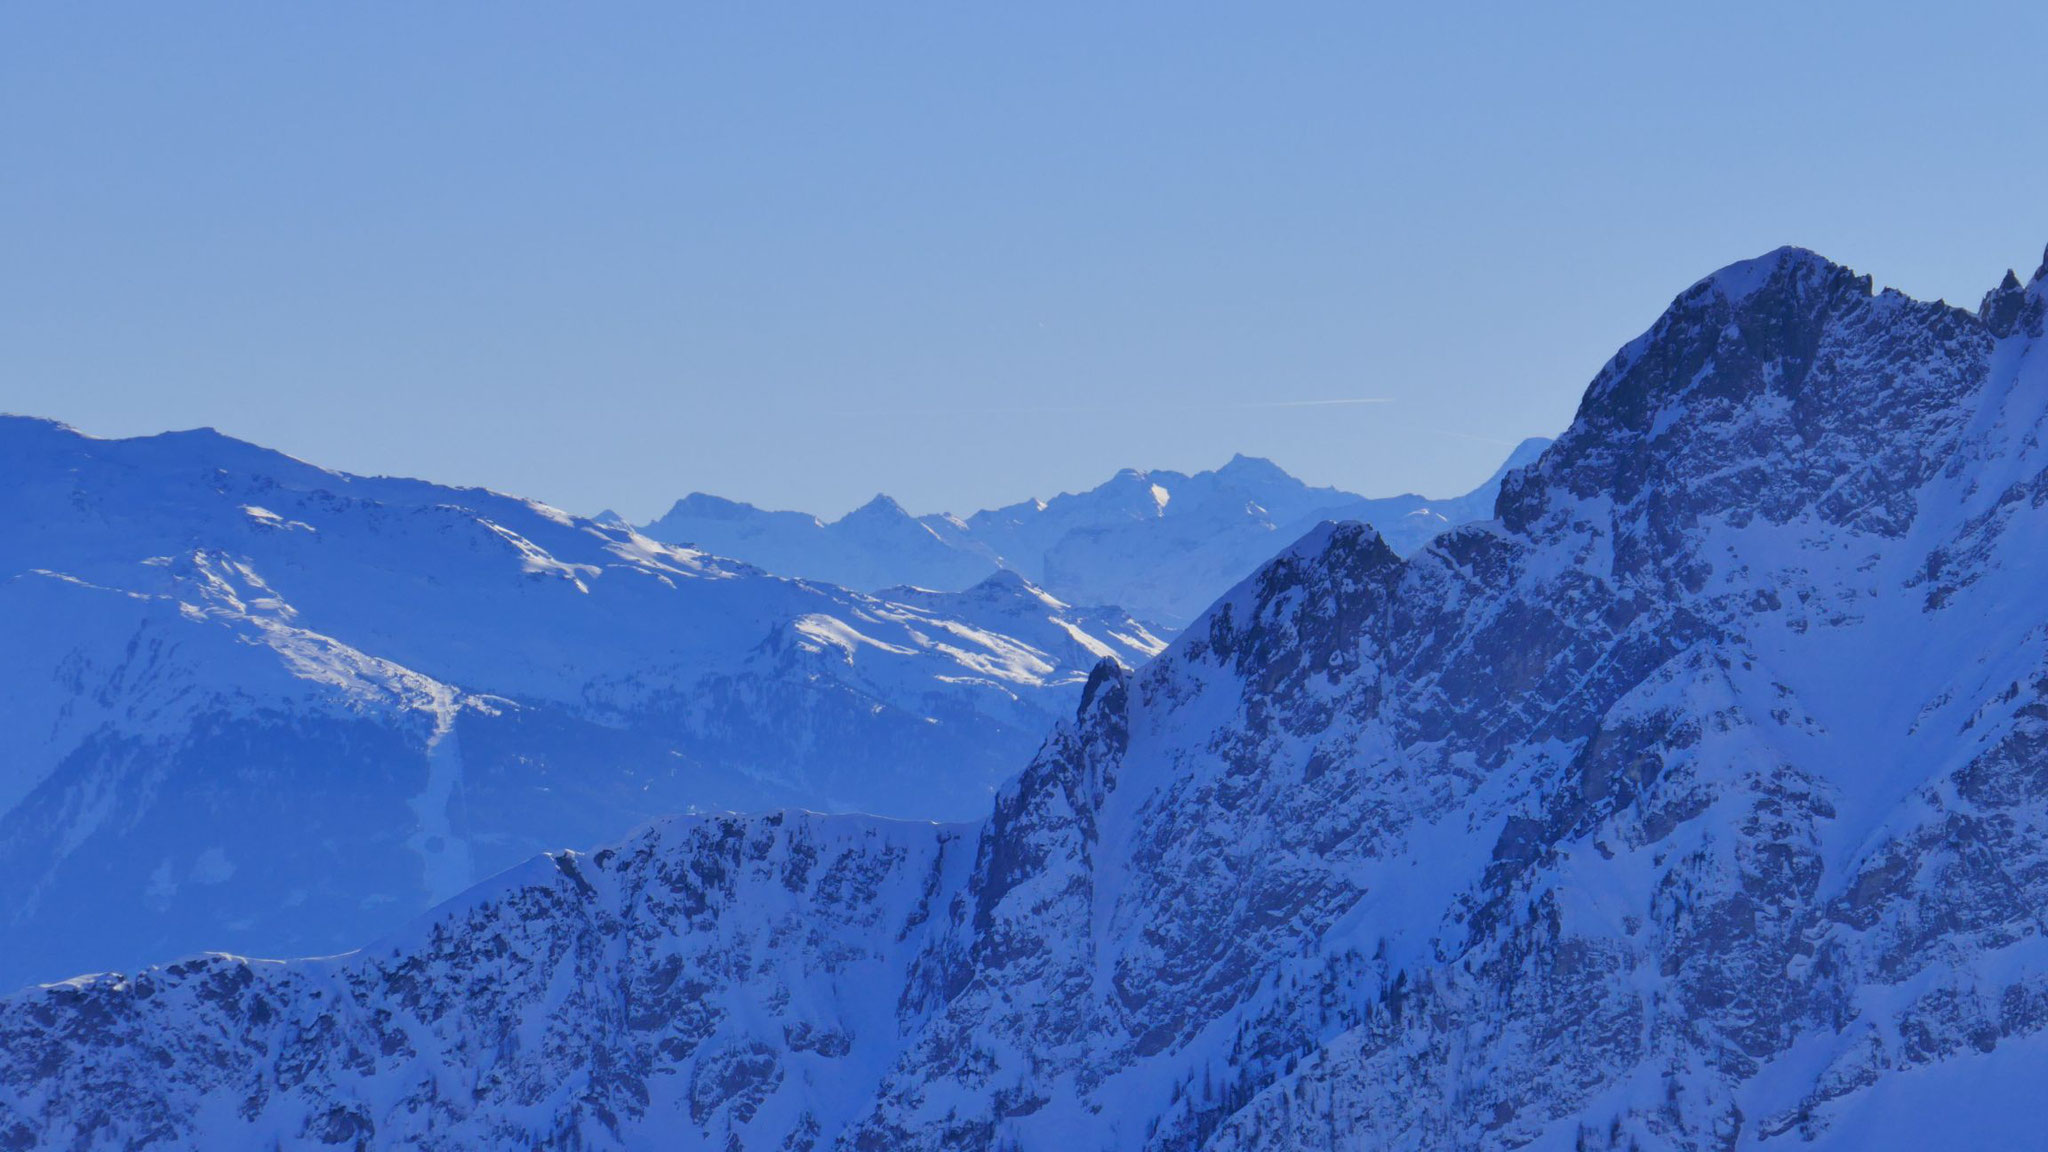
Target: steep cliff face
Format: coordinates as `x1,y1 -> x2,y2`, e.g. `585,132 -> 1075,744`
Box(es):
12,246 -> 2048,1150
0,813 -> 970,1151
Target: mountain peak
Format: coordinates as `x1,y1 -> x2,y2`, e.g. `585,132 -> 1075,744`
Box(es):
1215,453 -> 1293,485
1980,250 -> 2048,340
1076,656 -> 1127,720
962,566 -> 1069,610
660,492 -> 761,521
972,567 -> 1034,593
842,493 -> 910,521
0,414 -> 83,452
1569,245 -> 1875,438
1691,245 -> 1840,306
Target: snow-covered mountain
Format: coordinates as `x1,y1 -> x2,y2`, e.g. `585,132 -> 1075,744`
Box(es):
16,243 -> 2048,1150
0,416 -> 1164,993
638,492 -> 1000,596
638,438 -> 1549,628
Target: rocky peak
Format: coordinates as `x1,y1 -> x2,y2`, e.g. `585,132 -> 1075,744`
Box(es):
1195,520 -> 1403,679
1075,655 -> 1128,724
1499,246 -> 1991,598
1981,264 -> 2047,340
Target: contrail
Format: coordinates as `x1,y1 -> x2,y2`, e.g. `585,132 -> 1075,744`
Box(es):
831,397 -> 1395,417
1221,398 -> 1396,409
1422,427 -> 1521,447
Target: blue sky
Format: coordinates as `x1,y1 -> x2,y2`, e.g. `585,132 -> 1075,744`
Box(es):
6,2 -> 2046,519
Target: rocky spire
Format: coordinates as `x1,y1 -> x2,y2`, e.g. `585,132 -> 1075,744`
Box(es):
1982,255 -> 2046,340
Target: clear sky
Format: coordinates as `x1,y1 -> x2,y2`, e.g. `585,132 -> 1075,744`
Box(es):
6,3 -> 2046,521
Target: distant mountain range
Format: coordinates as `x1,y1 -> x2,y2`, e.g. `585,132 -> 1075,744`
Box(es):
0,416 -> 1165,992
0,416 -> 1535,996
15,246 -> 2048,1148
629,438 -> 1550,628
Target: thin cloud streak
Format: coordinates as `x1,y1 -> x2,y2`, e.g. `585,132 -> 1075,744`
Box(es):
830,397 -> 1395,417
1419,427 -> 1522,448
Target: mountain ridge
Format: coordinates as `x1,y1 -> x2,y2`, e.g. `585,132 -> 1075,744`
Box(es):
13,244 -> 2048,1148
639,437 -> 1552,627
0,414 -> 1164,992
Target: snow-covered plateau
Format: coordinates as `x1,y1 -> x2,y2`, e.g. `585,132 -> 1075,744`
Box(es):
11,245 -> 2048,1149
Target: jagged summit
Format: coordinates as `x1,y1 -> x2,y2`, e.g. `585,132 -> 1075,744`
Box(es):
1535,244 -> 1975,522
1710,244 -> 1869,310
1982,257 -> 2048,340
1689,243 -> 1836,304
1074,654 -> 1127,722
1271,517 -> 1388,569
637,442 -> 1549,628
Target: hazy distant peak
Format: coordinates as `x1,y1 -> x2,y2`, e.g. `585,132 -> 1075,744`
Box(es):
973,566 -> 1033,591
840,493 -> 912,522
1214,452 -> 1294,484
664,492 -> 760,518
632,436 -> 1553,628
967,566 -> 1060,605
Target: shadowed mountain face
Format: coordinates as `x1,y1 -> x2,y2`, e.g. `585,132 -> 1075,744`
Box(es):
0,417 -> 1165,992
16,245 -> 2048,1150
638,438 -> 1551,628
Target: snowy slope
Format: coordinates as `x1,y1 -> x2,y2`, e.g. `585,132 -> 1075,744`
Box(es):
0,417 -> 1162,992
639,439 -> 1550,628
14,246 -> 2048,1149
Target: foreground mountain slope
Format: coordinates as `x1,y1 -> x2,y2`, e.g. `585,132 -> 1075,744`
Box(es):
639,439 -> 1550,628
11,245 -> 2048,1149
0,418 -> 1162,991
